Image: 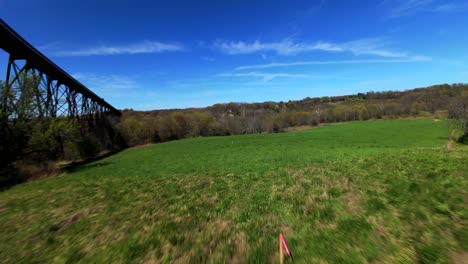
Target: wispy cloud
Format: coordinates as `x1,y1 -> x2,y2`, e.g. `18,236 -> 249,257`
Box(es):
218,72 -> 317,82
431,2 -> 468,11
432,3 -> 458,12
342,38 -> 408,57
383,0 -> 468,18
235,56 -> 432,70
72,72 -> 139,99
55,41 -> 183,56
385,0 -> 434,17
214,38 -> 406,57
37,41 -> 62,51
201,56 -> 215,62
215,39 -> 338,55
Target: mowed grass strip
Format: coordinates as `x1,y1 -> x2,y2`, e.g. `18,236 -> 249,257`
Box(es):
0,118 -> 466,263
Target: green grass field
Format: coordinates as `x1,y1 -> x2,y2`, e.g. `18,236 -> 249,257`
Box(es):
1,118 -> 467,263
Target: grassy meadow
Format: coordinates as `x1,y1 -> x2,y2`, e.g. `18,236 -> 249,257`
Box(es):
0,118 -> 467,263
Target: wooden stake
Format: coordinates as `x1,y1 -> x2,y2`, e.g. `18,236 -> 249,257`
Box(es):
279,234 -> 284,264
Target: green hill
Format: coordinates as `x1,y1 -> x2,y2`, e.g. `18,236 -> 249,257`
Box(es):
1,118 -> 466,263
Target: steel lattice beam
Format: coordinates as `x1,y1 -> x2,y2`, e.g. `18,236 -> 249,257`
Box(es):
0,18 -> 120,120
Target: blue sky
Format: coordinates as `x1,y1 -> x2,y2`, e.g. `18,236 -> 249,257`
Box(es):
1,0 -> 468,110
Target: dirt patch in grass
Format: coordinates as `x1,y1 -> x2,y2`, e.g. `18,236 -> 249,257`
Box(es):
285,125 -> 321,132
131,143 -> 155,149
161,243 -> 172,255
49,213 -> 82,233
230,232 -> 248,263
447,130 -> 459,150
29,212 -> 85,242
206,218 -> 231,233
451,251 -> 468,264
342,191 -> 362,215
280,225 -> 294,237
302,195 -> 316,215
447,140 -> 456,151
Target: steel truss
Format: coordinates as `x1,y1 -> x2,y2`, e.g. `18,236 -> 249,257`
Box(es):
0,19 -> 125,165
0,19 -> 120,123
2,57 -> 113,122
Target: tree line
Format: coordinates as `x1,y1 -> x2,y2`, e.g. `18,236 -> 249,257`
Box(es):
1,78 -> 467,184
118,83 -> 468,146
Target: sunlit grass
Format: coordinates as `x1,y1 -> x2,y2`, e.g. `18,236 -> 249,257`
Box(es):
0,118 -> 466,263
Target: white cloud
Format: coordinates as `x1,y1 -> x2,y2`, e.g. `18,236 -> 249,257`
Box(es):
218,72 -> 315,82
341,38 -> 407,57
214,38 -> 406,57
235,56 -> 431,70
383,0 -> 468,18
72,72 -> 139,99
214,39 -> 339,56
55,41 -> 183,56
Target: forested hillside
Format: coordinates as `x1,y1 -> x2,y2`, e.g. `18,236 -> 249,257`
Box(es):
119,83 -> 468,146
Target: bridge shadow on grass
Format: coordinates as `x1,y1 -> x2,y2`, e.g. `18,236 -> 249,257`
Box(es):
0,149 -> 125,192
65,161 -> 113,174
62,149 -> 124,173
0,171 -> 21,192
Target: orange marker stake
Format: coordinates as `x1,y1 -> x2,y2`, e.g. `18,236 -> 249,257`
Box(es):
279,233 -> 293,262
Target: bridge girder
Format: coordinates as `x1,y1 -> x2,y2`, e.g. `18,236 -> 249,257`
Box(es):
0,19 -> 120,121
